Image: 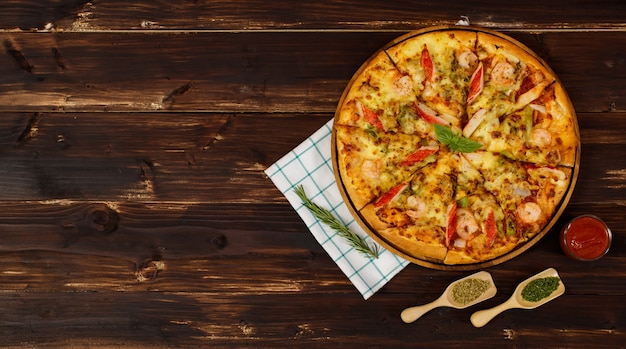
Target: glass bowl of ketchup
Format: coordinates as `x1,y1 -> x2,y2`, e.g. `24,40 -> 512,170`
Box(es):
560,215 -> 612,261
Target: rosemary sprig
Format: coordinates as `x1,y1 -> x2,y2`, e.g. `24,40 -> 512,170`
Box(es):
294,185 -> 380,259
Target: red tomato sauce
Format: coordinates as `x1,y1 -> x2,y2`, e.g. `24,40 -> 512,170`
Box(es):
561,215 -> 611,260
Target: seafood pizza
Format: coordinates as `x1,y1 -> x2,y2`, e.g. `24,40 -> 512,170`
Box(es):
332,27 -> 579,267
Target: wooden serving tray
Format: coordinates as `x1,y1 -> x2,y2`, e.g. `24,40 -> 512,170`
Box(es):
331,26 -> 581,271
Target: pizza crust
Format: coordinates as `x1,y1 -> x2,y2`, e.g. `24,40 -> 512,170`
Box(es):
361,199 -> 448,263
334,127 -> 373,210
549,83 -> 579,167
376,224 -> 448,263
444,240 -> 522,265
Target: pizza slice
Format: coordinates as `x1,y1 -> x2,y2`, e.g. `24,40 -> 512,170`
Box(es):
386,30 -> 478,125
334,50 -> 418,134
359,151 -> 457,263
525,164 -> 573,227
462,151 -> 571,240
334,124 -> 439,210
464,32 -> 556,137
444,154 -> 524,265
466,84 -> 579,167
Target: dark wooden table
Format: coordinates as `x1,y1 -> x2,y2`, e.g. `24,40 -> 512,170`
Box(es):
0,1 -> 625,347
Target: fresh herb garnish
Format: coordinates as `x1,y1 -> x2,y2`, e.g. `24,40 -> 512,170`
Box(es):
434,124 -> 483,153
294,185 -> 380,259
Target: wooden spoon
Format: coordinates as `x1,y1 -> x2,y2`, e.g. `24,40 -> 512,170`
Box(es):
470,267 -> 565,328
401,271 -> 497,323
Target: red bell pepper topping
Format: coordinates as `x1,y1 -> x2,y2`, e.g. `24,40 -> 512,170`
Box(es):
359,102 -> 384,130
374,183 -> 408,208
421,44 -> 434,82
400,145 -> 439,166
467,62 -> 484,103
445,202 -> 457,246
484,208 -> 497,247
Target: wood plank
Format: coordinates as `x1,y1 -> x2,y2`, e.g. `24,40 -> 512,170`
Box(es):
0,189 -> 622,344
1,0 -> 626,31
0,208 -> 622,346
0,112 -> 328,201
0,32 -> 625,113
0,111 -> 624,202
0,199 -> 622,292
0,290 -> 623,347
0,31 -> 389,113
0,203 -> 626,342
0,200 -> 337,293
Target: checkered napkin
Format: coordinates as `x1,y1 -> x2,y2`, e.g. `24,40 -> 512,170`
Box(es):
264,119 -> 409,299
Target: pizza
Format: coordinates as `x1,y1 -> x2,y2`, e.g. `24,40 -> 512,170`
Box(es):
332,27 -> 579,267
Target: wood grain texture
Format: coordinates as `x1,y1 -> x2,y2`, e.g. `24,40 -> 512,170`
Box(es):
1,0 -> 626,31
0,200 -> 623,295
0,112 -> 329,201
0,209 -> 623,346
0,112 -> 623,203
0,291 -> 623,347
0,31 -> 625,113
0,0 -> 625,347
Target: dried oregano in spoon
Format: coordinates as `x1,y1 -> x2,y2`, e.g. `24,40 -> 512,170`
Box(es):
294,185 -> 380,259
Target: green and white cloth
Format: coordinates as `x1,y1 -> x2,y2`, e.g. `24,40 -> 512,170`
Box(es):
265,119 -> 409,299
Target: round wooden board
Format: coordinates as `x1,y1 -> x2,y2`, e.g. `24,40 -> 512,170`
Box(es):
331,26 -> 581,271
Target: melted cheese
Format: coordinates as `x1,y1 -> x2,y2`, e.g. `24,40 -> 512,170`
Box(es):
387,31 -> 477,118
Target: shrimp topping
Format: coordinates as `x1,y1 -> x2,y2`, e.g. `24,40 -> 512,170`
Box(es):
392,74 -> 413,96
490,61 -> 516,86
458,50 -> 478,70
531,128 -> 552,147
456,208 -> 480,240
361,159 -> 382,179
406,195 -> 427,220
517,202 -> 542,224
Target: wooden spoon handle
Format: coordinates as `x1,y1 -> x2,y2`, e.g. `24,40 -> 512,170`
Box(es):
470,298 -> 517,328
401,297 -> 446,323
